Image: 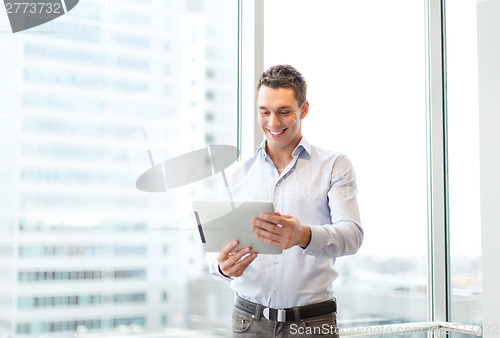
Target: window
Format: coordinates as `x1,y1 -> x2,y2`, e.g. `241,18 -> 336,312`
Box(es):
206,69 -> 215,79
205,91 -> 215,100
263,0 -> 427,326
205,112 -> 215,122
0,0 -> 488,336
0,0 -> 237,336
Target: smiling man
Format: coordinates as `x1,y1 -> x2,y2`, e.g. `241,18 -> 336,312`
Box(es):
208,65 -> 363,337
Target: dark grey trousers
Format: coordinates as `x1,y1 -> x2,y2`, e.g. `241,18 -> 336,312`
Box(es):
231,305 -> 339,338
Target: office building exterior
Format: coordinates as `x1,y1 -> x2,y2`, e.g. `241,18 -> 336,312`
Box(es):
0,0 -> 237,336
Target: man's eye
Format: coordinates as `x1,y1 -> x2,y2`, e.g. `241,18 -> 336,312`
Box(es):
280,111 -> 290,115
260,111 -> 270,115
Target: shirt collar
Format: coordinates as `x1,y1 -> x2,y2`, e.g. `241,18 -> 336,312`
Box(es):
256,137 -> 312,159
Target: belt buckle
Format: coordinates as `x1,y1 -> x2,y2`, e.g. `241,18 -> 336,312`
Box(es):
263,308 -> 286,322
277,309 -> 286,322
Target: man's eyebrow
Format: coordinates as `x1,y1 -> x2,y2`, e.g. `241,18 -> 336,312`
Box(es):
258,105 -> 293,110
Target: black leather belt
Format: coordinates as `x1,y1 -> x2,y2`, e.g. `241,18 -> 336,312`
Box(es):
235,295 -> 336,322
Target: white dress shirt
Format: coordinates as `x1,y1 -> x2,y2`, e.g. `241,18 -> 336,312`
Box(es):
208,137 -> 363,309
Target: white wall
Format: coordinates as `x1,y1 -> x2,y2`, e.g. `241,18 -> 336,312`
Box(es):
477,1 -> 500,336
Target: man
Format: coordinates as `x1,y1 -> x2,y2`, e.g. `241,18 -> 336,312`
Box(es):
208,65 -> 363,337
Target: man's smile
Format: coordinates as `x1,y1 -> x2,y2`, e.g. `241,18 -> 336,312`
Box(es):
267,128 -> 287,136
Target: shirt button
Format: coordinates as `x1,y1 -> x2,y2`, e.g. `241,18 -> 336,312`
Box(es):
276,183 -> 280,187
274,287 -> 278,292
274,259 -> 279,264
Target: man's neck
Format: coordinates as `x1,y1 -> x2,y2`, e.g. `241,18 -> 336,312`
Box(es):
265,137 -> 302,172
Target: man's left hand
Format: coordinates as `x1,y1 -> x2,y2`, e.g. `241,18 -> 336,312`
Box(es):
251,212 -> 311,250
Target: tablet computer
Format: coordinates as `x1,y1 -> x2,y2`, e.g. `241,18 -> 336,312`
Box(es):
192,200 -> 283,255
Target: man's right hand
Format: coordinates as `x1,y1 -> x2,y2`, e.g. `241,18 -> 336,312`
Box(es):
217,241 -> 257,277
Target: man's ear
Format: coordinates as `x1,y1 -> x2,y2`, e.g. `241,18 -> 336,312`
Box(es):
300,100 -> 309,119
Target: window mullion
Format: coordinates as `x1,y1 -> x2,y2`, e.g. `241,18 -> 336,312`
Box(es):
425,0 -> 451,325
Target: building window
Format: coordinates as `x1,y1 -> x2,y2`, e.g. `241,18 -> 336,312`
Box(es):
205,91 -> 215,100
206,69 -> 215,79
205,134 -> 214,143
16,323 -> 31,334
205,112 -> 215,122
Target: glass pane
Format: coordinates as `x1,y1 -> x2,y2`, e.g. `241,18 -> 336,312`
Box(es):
0,0 -> 237,336
446,0 -> 483,328
263,0 -> 427,327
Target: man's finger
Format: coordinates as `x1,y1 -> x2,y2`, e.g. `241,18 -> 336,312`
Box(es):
252,224 -> 281,242
258,213 -> 293,228
230,252 -> 258,276
252,217 -> 283,235
221,250 -> 258,277
259,212 -> 281,224
254,232 -> 283,249
217,240 -> 239,262
219,246 -> 253,271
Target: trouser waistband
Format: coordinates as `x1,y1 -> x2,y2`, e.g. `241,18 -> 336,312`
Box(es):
234,295 -> 337,323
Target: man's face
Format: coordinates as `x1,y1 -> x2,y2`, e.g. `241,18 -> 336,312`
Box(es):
257,85 -> 308,154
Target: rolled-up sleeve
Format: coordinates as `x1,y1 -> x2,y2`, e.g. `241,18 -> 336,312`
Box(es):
303,155 -> 363,258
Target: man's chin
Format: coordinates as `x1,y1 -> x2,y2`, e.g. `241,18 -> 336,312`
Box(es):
265,139 -> 288,150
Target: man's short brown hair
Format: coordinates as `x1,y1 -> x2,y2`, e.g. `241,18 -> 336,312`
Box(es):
257,65 -> 307,105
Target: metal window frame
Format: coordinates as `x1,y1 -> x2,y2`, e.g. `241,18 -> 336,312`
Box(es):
237,0 -> 264,160
425,0 -> 451,325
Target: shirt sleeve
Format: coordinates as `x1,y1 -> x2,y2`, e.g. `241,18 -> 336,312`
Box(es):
206,252 -> 234,281
205,176 -> 234,281
302,154 -> 363,259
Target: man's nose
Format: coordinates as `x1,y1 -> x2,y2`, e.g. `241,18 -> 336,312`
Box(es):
269,112 -> 281,127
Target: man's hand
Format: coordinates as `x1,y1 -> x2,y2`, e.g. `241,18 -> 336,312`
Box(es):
217,241 -> 258,278
251,212 -> 311,250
